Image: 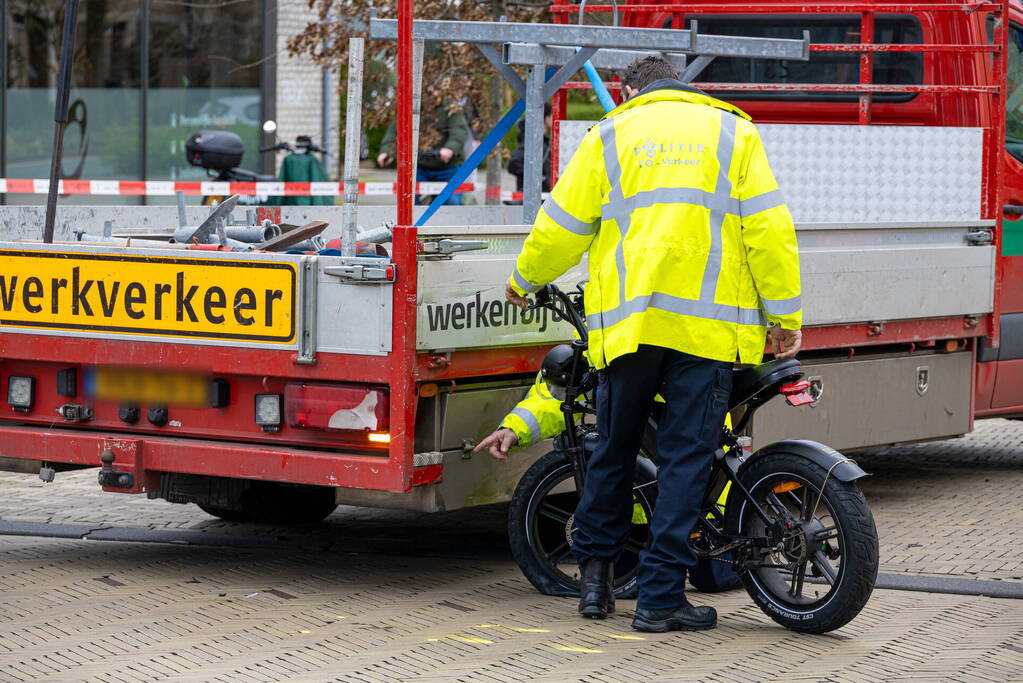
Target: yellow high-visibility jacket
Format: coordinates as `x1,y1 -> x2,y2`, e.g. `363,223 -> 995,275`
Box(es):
501,370 -> 731,459
501,371 -> 567,448
501,372 -> 732,516
509,82 -> 801,369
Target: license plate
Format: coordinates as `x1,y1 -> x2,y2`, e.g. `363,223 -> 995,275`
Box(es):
85,367 -> 209,407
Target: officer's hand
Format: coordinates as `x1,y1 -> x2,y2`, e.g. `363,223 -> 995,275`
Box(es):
771,327 -> 802,359
438,147 -> 454,163
474,428 -> 519,460
505,283 -> 530,311
376,152 -> 391,168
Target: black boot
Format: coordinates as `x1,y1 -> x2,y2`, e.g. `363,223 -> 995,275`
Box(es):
578,558 -> 614,619
631,597 -> 717,632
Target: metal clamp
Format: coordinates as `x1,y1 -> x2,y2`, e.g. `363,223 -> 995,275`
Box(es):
323,263 -> 397,283
419,239 -> 489,258
297,256 -> 319,365
965,229 -> 993,246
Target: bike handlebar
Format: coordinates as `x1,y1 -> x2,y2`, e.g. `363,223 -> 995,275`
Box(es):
530,284 -> 588,343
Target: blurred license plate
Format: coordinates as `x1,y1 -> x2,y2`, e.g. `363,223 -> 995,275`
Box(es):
86,368 -> 208,407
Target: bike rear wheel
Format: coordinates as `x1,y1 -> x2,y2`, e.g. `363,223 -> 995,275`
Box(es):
725,452 -> 878,633
508,449 -> 657,598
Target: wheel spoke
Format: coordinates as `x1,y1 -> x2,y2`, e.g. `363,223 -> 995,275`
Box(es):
789,560 -> 808,598
539,502 -> 572,525
811,551 -> 838,583
812,526 -> 838,542
799,484 -> 813,522
546,541 -> 572,567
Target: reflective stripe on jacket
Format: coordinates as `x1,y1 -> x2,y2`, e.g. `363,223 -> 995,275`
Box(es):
508,81 -> 801,369
500,371 -> 731,450
501,372 -> 566,448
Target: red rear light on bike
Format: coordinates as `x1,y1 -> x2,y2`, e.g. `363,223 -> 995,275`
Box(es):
284,383 -> 389,434
780,380 -> 815,407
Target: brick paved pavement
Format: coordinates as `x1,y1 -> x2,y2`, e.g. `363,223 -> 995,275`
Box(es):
0,419 -> 1021,681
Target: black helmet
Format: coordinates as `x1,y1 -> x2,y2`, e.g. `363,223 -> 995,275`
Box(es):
541,344 -> 577,400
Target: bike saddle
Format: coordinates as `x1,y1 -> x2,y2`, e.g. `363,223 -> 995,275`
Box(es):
729,358 -> 803,410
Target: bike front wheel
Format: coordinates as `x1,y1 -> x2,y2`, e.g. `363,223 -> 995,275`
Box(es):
725,451 -> 879,633
508,449 -> 657,598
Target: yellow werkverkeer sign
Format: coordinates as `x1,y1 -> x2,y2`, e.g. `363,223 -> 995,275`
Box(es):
0,250 -> 297,344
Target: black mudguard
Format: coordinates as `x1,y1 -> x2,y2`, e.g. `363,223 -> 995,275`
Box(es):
743,439 -> 868,482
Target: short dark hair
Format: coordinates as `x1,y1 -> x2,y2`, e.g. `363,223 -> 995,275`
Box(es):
621,56 -> 679,93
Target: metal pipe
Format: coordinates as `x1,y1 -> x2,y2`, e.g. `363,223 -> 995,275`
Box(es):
321,7 -> 336,176
371,18 -> 696,52
411,39 -> 425,192
341,37 -> 365,257
225,225 -> 278,243
522,65 -> 546,222
43,0 -> 81,244
139,0 -> 150,206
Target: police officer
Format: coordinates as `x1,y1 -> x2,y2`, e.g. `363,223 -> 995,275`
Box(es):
505,56 -> 802,632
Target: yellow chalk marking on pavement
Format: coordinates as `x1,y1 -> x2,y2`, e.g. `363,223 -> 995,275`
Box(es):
550,644 -> 604,654
451,635 -> 494,644
335,615 -> 349,619
608,634 -> 646,640
476,624 -> 500,628
511,628 -> 551,633
426,638 -> 440,642
299,630 -> 313,634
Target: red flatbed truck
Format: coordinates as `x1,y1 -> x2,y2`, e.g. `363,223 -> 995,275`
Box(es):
0,0 -> 1018,523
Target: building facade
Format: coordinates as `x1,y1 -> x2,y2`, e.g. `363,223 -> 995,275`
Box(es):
1,0 -> 333,204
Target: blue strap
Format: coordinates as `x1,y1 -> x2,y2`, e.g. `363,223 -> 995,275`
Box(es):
415,100 -> 526,227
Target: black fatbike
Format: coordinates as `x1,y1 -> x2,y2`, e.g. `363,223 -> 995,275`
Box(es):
507,284 -> 879,634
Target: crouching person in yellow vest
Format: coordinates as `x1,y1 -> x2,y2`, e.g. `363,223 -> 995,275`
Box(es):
475,374 -> 742,593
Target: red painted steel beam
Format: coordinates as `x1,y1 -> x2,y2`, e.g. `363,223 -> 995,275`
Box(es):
990,2 -> 1008,349
0,424 -> 411,491
560,81 -> 997,93
0,333 -> 391,383
387,0 -> 418,492
689,83 -> 996,93
858,10 -> 875,124
414,317 -> 988,381
810,43 -> 998,52
550,3 -> 999,13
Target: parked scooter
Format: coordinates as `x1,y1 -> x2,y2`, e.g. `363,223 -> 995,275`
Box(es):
185,130 -> 276,205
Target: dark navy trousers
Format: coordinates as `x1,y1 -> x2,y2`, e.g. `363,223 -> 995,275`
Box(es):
572,345 -> 732,610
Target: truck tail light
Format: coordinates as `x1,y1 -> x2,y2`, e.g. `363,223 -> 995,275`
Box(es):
284,383 -> 389,436
780,380 -> 815,407
7,376 -> 35,412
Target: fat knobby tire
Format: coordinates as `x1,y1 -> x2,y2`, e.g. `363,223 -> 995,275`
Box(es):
726,452 -> 879,634
508,450 -> 656,599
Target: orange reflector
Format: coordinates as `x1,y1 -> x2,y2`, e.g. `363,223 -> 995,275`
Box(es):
368,432 -> 391,443
690,532 -> 701,539
419,383 -> 438,397
773,481 -> 802,493
944,339 -> 959,353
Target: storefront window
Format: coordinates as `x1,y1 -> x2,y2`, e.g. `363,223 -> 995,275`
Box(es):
6,0 -> 141,204
147,1 -> 263,183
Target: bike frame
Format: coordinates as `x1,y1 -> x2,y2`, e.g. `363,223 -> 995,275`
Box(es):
531,284 -> 792,570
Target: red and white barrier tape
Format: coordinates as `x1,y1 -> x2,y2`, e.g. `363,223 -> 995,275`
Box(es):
0,178 -> 528,201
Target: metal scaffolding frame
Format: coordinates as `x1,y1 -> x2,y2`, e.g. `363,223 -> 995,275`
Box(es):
370,16 -> 808,221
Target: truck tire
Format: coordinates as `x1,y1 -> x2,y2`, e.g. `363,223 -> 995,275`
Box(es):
197,482 -> 338,524
197,504 -> 254,523
508,449 -> 657,598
